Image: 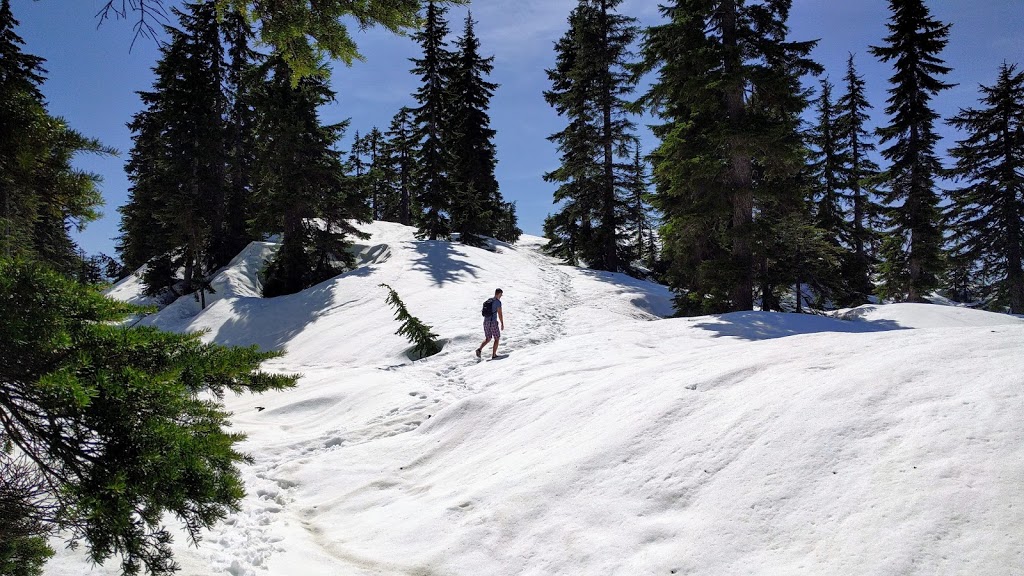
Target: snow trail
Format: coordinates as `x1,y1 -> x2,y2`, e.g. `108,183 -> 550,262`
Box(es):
187,233 -> 605,574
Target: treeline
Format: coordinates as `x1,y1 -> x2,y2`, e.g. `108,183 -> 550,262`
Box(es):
118,0 -> 519,303
544,0 -> 1024,315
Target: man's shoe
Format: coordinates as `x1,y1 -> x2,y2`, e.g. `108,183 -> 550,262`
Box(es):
475,348 -> 481,358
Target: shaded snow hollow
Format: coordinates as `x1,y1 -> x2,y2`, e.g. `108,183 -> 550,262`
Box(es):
51,221 -> 1024,575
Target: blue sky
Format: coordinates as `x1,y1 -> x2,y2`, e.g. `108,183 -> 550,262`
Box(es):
11,0 -> 1024,258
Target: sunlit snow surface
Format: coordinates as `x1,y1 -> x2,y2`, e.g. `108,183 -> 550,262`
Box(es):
49,222 -> 1024,575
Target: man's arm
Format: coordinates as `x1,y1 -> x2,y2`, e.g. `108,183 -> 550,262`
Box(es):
498,306 -> 504,329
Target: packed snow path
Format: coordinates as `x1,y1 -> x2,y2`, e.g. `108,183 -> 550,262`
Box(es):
49,222 -> 1024,576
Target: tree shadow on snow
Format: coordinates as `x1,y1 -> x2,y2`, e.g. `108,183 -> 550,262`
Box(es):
575,268 -> 675,318
690,310 -> 906,341
207,280 -> 343,352
411,240 -> 481,287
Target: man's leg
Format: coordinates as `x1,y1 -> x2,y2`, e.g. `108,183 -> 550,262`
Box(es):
491,337 -> 500,358
477,337 -> 491,357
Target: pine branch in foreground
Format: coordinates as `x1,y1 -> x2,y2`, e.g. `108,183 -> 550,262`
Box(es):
0,259 -> 298,576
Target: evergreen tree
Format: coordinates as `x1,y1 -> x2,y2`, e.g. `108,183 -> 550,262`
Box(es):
363,127 -> 388,220
495,201 -> 523,244
543,210 -> 582,266
382,107 -> 418,225
0,259 -> 297,576
809,80 -> 849,250
0,0 -> 109,275
624,141 -> 658,270
348,130 -> 372,217
449,12 -> 504,247
0,0 -> 45,263
541,6 -> 593,267
946,63 -> 1024,313
544,0 -> 638,272
807,78 -> 855,305
410,1 -> 456,240
349,130 -> 368,181
869,0 -> 954,302
635,0 -> 819,313
215,9 -> 262,267
836,54 -> 882,303
251,56 -> 369,297
119,2 -> 230,306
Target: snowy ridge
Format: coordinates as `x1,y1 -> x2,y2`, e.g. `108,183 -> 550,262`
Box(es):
54,222 -> 1024,575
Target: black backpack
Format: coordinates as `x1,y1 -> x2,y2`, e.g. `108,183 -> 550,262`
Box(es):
481,298 -> 495,317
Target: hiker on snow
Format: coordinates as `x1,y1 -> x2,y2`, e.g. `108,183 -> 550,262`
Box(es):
476,288 -> 504,359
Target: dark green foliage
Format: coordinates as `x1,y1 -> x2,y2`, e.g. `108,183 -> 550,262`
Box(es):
252,56 -> 370,297
104,1 -> 467,79
806,78 -> 858,306
0,259 -> 297,576
624,142 -> 659,270
381,107 -> 419,225
544,0 -> 638,272
350,128 -> 391,222
206,0 -> 466,80
119,2 -> 232,304
0,452 -> 54,576
215,9 -> 263,268
363,128 -> 389,220
0,0 -> 110,276
755,178 -> 843,312
379,283 -> 442,359
635,0 -> 819,313
946,63 -> 1024,313
543,211 -> 582,266
809,80 -> 851,252
870,0 -> 954,302
411,1 -> 456,240
448,12 -> 505,247
494,201 -> 523,245
836,54 -> 882,303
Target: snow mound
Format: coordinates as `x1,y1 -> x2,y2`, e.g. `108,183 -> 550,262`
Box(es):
103,266 -> 160,307
834,302 -> 1024,330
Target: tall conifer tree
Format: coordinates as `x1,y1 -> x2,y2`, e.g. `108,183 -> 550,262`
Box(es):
216,9 -> 262,266
636,0 -> 819,313
495,201 -> 524,244
946,63 -> 1024,313
0,0 -> 109,275
836,54 -> 882,303
383,107 -> 418,225
363,127 -> 388,220
809,80 -> 850,251
251,56 -> 369,297
544,0 -> 638,272
807,78 -> 855,304
870,0 -> 954,302
410,1 -> 456,240
119,2 -> 230,305
624,142 -> 658,270
449,12 -> 502,247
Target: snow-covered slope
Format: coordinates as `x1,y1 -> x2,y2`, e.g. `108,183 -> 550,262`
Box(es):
52,222 -> 1024,575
